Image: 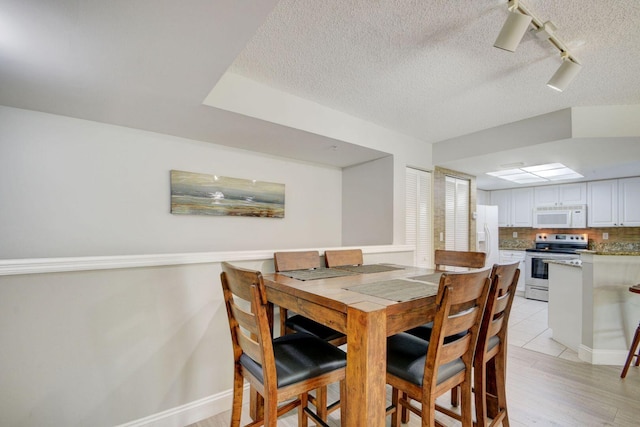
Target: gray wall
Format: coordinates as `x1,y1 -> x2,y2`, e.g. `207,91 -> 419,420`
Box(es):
0,106 -> 430,426
342,156 -> 394,246
0,106 -> 343,258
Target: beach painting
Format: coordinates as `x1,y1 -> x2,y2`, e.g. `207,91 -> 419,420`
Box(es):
170,170 -> 285,218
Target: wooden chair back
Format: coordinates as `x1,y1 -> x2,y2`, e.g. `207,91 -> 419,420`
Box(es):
221,262 -> 347,426
388,268 -> 492,426
324,249 -> 363,267
220,262 -> 275,394
273,251 -> 320,272
480,262 -> 520,357
447,261 -> 521,423
434,250 -> 486,271
426,269 -> 492,392
471,261 -> 520,426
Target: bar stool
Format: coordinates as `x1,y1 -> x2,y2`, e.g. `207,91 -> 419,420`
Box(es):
621,284 -> 640,378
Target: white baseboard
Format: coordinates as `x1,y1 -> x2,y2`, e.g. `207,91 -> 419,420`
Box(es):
116,385 -> 249,427
578,344 -> 628,365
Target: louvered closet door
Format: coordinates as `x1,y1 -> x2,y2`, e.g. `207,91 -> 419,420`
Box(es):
406,168 -> 432,268
445,176 -> 469,251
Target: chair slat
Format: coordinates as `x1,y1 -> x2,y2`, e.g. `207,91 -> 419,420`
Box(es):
274,251 -> 320,272
324,249 -> 363,267
435,250 -> 486,271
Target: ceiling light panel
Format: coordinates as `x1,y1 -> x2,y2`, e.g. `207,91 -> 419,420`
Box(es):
487,163 -> 582,184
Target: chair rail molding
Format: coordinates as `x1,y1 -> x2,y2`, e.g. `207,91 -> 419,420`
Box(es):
0,245 -> 414,276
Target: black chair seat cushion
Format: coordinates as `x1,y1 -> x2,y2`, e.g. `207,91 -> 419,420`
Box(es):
406,321 -> 467,343
488,335 -> 500,351
240,333 -> 346,388
285,314 -> 345,342
386,332 -> 465,386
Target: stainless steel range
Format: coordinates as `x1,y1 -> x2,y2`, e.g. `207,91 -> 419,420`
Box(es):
525,233 -> 588,301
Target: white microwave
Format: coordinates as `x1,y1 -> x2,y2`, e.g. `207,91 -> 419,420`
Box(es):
533,205 -> 587,228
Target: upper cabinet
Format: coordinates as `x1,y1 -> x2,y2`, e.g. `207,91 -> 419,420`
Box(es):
587,177 -> 640,227
619,177 -> 640,226
490,187 -> 533,227
534,183 -> 587,207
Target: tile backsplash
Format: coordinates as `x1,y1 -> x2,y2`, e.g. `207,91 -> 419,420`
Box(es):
499,227 -> 640,252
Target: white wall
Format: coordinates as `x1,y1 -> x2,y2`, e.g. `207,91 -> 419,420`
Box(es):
477,189 -> 490,205
0,106 -> 343,258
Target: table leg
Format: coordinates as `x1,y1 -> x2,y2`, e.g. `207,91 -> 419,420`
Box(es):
345,302 -> 387,427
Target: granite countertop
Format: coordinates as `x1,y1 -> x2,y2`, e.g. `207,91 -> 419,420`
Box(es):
579,250 -> 640,256
593,251 -> 640,256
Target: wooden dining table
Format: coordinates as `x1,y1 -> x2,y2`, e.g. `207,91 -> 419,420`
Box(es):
259,264 -> 441,426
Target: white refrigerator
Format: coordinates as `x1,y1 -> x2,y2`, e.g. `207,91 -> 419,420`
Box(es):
475,205 -> 499,268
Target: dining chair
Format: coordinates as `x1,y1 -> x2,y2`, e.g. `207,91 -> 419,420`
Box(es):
273,251 -> 346,421
220,262 -> 346,427
434,249 -> 487,271
385,268 -> 492,427
324,249 -> 363,267
273,251 -> 347,345
443,261 -> 520,427
621,284 -> 640,378
404,249 -> 488,344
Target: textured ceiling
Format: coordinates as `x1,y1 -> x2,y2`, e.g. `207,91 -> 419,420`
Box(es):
1,0 -> 639,190
229,0 -> 640,144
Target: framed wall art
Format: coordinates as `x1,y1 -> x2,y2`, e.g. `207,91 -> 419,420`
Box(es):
170,170 -> 285,218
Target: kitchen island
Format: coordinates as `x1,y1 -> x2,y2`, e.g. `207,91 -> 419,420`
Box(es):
549,252 -> 640,365
548,260 -> 583,352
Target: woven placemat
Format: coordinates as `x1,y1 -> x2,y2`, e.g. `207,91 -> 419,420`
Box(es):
334,264 -> 405,274
279,268 -> 358,281
409,273 -> 443,284
347,279 -> 438,302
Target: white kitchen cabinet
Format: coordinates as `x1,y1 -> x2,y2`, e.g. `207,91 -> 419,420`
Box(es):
619,177 -> 640,226
534,183 -> 587,207
587,180 -> 617,226
587,177 -> 640,227
499,250 -> 526,295
491,188 -> 533,227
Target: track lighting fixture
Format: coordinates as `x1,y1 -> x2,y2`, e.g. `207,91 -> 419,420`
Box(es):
494,1 -> 532,52
494,0 -> 583,91
547,54 -> 582,92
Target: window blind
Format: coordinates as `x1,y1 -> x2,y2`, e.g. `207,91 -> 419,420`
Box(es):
445,176 -> 469,251
406,168 -> 432,268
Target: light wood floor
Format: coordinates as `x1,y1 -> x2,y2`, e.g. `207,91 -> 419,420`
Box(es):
191,297 -> 640,426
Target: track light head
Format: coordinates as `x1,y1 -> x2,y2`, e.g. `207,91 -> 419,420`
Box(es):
547,55 -> 582,92
494,10 -> 533,52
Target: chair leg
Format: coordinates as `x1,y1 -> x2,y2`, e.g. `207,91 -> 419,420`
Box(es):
299,393 -> 308,427
460,381 -> 473,427
493,350 -> 510,427
621,322 -> 640,378
314,386 -> 328,421
474,361 -> 488,427
390,387 -> 401,427
339,379 -> 347,424
422,396 -> 437,427
401,391 -> 410,424
263,393 -> 278,427
230,369 -> 244,427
